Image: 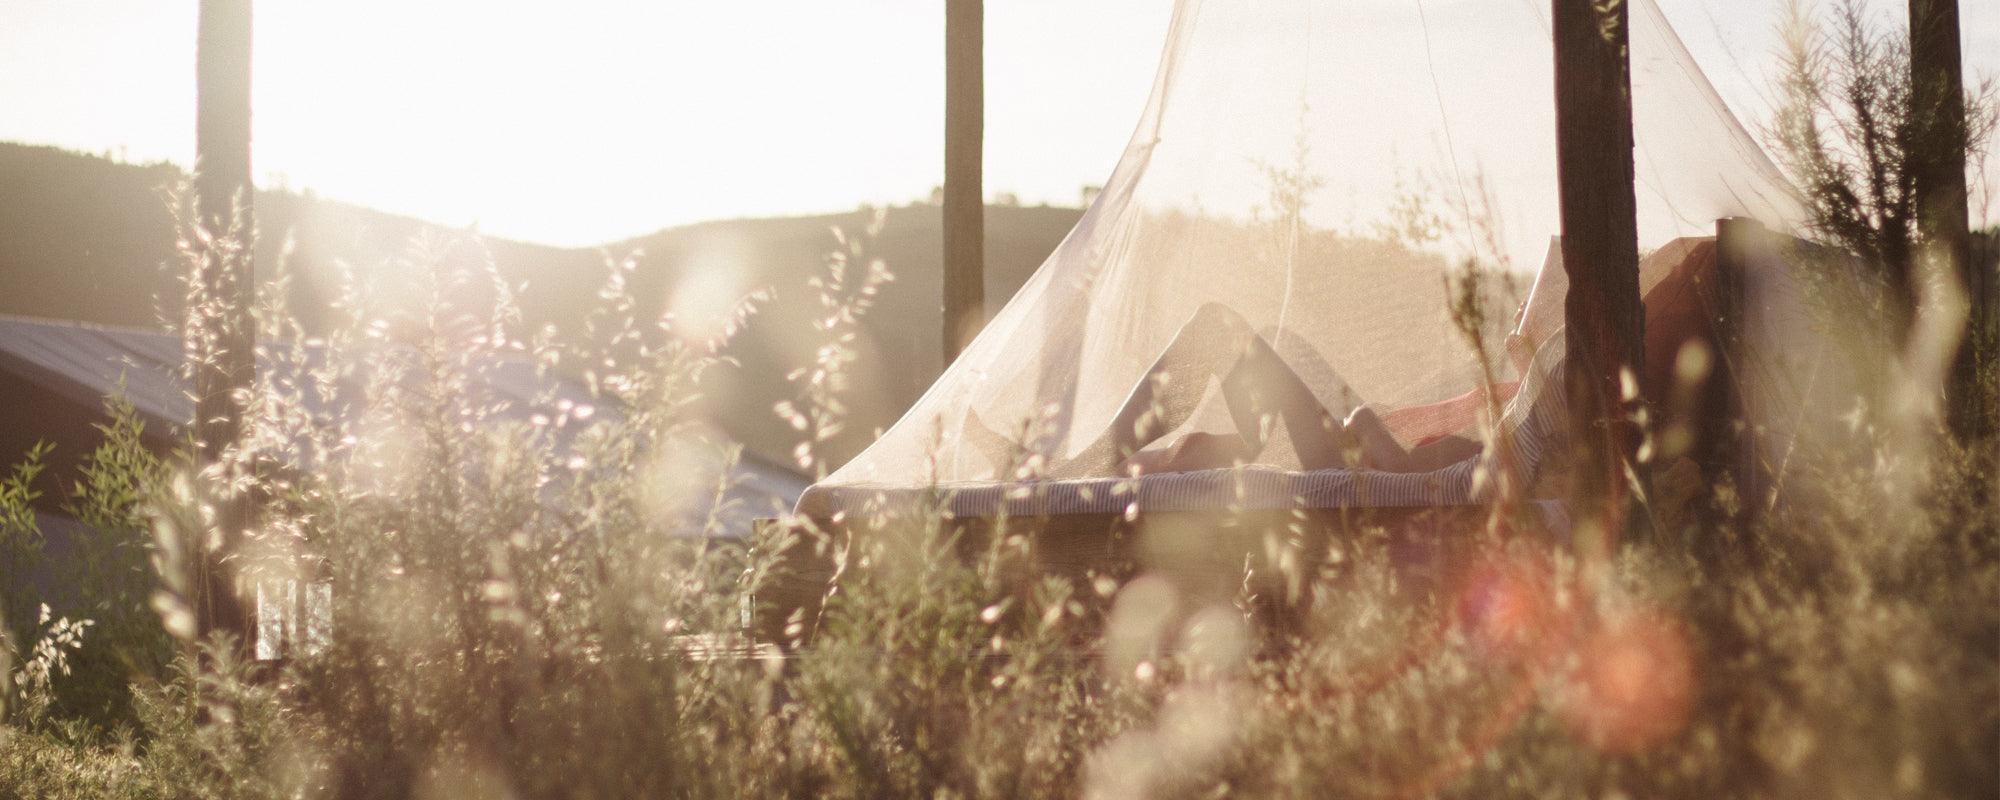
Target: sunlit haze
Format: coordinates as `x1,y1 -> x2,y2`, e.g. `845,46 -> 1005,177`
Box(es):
2,0 -> 1993,245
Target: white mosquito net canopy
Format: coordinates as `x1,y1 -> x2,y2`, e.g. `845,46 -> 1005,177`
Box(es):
799,0 -> 1805,518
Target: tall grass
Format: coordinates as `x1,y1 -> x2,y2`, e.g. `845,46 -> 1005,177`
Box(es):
3,13 -> 1998,797
0,198 -> 1990,800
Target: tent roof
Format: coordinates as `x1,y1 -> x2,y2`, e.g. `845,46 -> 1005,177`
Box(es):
0,313 -> 805,536
806,0 -> 1807,513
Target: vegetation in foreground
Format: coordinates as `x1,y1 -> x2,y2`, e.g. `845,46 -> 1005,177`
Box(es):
0,271 -> 1991,800
2,224 -> 1993,799
3,5 -> 1997,799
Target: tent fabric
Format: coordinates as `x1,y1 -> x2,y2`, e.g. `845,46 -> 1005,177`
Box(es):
798,235 -> 1719,520
0,314 -> 191,429
0,315 -> 807,536
795,336 -> 1565,519
800,0 -> 1805,518
0,314 -> 599,436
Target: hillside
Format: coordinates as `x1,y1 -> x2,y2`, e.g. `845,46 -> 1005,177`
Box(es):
0,143 -> 1082,472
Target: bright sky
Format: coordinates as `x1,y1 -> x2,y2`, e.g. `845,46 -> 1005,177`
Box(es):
2,0 -> 1994,246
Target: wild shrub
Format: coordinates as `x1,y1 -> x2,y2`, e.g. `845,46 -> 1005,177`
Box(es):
2,6 -> 1996,793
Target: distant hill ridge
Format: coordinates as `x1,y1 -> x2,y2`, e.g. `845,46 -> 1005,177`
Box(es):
0,142 -> 1082,472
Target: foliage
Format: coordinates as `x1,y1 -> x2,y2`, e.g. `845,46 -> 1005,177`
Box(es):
1769,0 -> 1997,320
57,395 -> 175,731
2,9 -> 1997,794
5,605 -> 92,730
0,442 -> 52,655
1,206 -> 1989,798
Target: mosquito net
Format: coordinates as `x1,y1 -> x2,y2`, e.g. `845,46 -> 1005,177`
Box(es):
798,0 -> 1805,518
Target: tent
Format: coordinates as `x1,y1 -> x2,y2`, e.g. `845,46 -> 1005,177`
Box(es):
1,314 -> 814,656
797,0 -> 1812,522
0,314 -> 809,538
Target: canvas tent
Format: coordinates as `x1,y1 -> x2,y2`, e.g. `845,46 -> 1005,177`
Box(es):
2,313 -> 813,656
797,0 -> 1814,521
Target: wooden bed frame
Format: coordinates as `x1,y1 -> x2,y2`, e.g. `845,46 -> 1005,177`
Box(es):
747,504 -> 1510,652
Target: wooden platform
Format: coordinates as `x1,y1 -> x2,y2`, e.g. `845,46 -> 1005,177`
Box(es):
747,504 -> 1513,651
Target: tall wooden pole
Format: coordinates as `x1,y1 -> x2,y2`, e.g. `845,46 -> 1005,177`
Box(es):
1909,0 -> 1986,438
1553,0 -> 1645,550
195,0 -> 256,648
943,0 -> 985,362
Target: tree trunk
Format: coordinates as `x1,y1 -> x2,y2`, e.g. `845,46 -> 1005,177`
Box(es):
943,0 -> 985,363
195,0 -> 256,651
1909,0 -> 1986,439
1553,0 -> 1646,552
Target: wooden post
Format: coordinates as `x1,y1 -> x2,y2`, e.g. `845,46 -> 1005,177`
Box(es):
1909,0 -> 1987,438
943,0 -> 985,362
195,0 -> 257,649
1979,233 -> 2000,427
1552,0 -> 1646,550
1708,218 -> 1769,538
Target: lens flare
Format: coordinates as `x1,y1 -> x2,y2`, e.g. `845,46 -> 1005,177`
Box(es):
1562,609 -> 1696,754
1453,550 -> 1565,661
